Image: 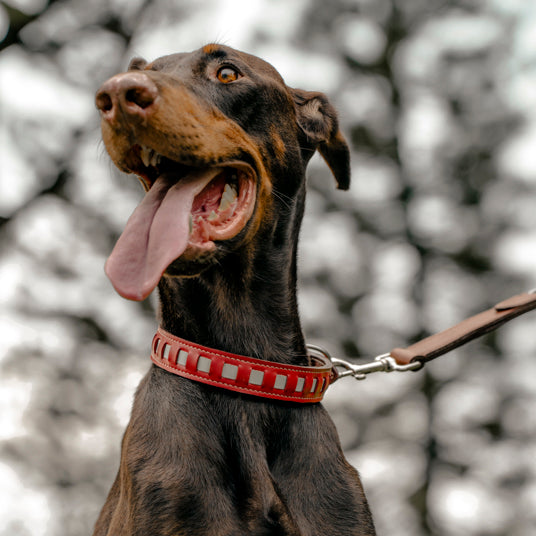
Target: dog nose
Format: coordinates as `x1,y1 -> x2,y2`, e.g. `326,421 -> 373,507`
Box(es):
96,72 -> 158,122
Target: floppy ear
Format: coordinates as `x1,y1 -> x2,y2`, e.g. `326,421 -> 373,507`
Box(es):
292,88 -> 350,190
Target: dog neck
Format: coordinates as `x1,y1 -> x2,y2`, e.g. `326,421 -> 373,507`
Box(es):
157,185 -> 308,366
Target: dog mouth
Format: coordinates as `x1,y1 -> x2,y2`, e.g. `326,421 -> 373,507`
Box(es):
105,144 -> 257,301
132,144 -> 254,234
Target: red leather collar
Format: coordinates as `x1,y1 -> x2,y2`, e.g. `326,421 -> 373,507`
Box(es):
151,327 -> 333,403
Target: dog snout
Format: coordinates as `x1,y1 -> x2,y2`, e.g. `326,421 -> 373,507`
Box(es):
96,72 -> 158,123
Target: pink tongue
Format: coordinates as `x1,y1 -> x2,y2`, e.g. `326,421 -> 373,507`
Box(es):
105,173 -> 215,301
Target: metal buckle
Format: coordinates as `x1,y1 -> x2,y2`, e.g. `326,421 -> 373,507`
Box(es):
307,345 -> 423,382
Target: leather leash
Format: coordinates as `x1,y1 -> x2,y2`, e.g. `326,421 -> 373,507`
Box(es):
150,291 -> 536,401
391,291 -> 536,365
326,291 -> 536,381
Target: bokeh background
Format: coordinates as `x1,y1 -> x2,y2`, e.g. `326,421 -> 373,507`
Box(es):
1,0 -> 536,535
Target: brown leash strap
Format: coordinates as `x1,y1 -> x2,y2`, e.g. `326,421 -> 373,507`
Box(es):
390,292 -> 536,366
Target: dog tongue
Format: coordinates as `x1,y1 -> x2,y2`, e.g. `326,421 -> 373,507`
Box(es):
105,171 -> 217,301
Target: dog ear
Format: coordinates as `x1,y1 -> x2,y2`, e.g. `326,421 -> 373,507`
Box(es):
292,88 -> 350,190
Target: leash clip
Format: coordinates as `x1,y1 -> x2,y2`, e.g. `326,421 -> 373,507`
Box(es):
307,345 -> 422,382
331,354 -> 422,381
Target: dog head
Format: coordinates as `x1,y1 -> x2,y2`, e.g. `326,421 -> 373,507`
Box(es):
96,44 -> 350,300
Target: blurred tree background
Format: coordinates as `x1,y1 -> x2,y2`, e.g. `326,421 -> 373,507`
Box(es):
1,0 -> 536,535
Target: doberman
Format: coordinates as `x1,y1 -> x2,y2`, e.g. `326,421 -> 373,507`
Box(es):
94,44 -> 375,535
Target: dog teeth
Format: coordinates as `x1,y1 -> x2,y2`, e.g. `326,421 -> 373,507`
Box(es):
140,145 -> 162,168
140,146 -> 151,167
190,182 -> 238,232
218,183 -> 238,212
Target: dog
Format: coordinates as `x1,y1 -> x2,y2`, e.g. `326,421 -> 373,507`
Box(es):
93,43 -> 375,536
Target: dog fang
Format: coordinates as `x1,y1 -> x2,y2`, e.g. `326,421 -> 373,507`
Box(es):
140,146 -> 151,167
140,145 -> 161,167
218,183 -> 238,212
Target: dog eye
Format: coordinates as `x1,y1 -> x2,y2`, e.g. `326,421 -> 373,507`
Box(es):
217,67 -> 240,84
